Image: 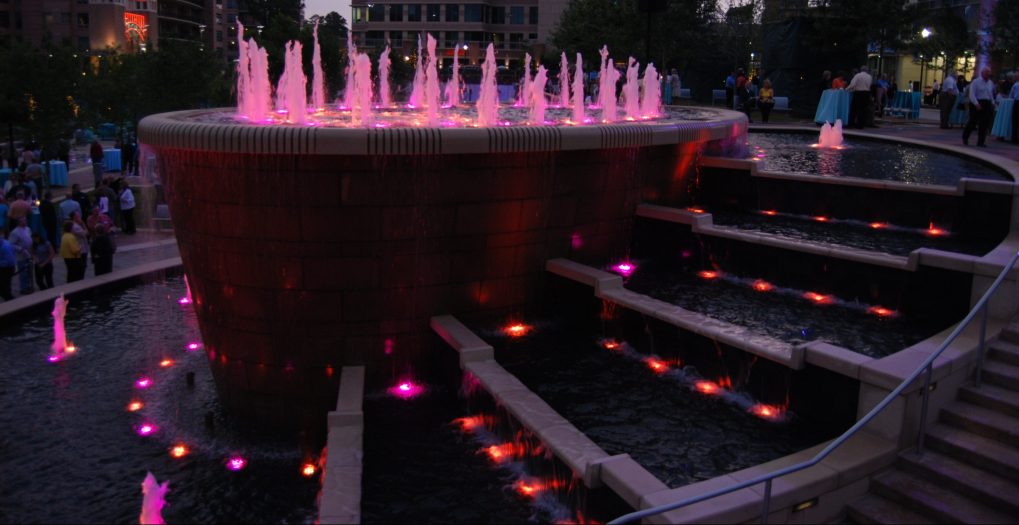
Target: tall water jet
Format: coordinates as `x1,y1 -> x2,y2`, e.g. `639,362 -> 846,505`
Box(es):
248,41 -> 271,122
516,53 -> 532,107
277,41 -> 307,124
51,294 -> 68,355
408,35 -> 424,107
445,43 -> 461,108
342,36 -> 357,109
311,21 -> 325,111
559,52 -> 570,109
476,44 -> 499,127
530,65 -> 548,125
378,45 -> 392,108
139,472 -> 169,525
572,53 -> 585,123
352,53 -> 374,127
641,63 -> 662,118
236,22 -> 249,117
817,119 -> 844,148
623,57 -> 640,119
598,46 -> 620,122
424,34 -> 440,125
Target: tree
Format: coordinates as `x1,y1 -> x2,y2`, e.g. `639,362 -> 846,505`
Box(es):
993,0 -> 1019,68
244,0 -> 305,26
912,10 -> 972,79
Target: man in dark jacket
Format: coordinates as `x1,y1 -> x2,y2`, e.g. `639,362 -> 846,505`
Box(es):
89,139 -> 104,189
90,223 -> 115,275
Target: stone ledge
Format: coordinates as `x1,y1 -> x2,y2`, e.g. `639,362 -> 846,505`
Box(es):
802,341 -> 874,380
319,366 -> 365,525
597,454 -> 669,510
430,315 -> 496,365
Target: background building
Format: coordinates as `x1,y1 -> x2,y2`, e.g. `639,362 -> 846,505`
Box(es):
349,1 -> 569,68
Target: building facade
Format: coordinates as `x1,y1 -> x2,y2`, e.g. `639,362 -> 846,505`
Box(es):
0,0 -> 238,56
349,1 -> 569,68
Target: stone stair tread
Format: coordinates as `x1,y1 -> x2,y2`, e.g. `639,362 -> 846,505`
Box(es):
941,400 -> 1019,444
926,423 -> 1019,481
872,469 -> 1016,523
846,494 -> 935,525
898,449 -> 1019,514
984,359 -> 1019,390
990,340 -> 1019,366
959,383 -> 1019,418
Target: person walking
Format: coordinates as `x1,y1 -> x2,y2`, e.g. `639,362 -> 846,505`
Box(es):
0,232 -> 14,300
758,79 -> 775,123
9,217 -> 33,295
31,232 -> 55,290
60,221 -> 83,283
963,67 -> 997,147
939,71 -> 959,129
119,181 -> 136,234
847,66 -> 873,129
89,138 -> 105,189
90,223 -> 115,276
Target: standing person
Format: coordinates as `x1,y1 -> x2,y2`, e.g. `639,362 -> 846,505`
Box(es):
963,66 -> 997,147
0,232 -> 14,300
670,69 -> 681,104
874,74 -> 890,117
847,66 -> 873,129
734,69 -> 748,111
71,183 -> 91,217
124,135 -> 138,176
89,138 -> 105,189
725,71 -> 736,109
119,181 -> 136,234
95,179 -> 118,226
70,211 -> 89,275
831,71 -> 848,90
39,191 -> 58,246
10,217 -> 33,295
58,190 -> 81,225
7,191 -> 31,224
32,232 -> 55,290
90,223 -> 115,276
758,79 -> 775,123
86,206 -> 113,237
939,71 -> 959,129
60,221 -> 83,283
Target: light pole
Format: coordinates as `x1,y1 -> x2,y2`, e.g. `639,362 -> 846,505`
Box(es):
199,24 -> 206,50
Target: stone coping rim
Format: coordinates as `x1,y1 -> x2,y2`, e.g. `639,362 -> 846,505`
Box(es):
748,124 -> 1019,185
138,107 -> 749,156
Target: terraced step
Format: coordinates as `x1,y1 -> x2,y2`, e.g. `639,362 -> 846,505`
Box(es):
1000,324 -> 1019,345
846,494 -> 934,525
897,449 -> 1019,515
940,400 -> 1019,445
983,359 -> 1019,391
959,383 -> 1019,418
870,469 -> 1016,523
925,423 -> 1019,481
989,340 -> 1019,366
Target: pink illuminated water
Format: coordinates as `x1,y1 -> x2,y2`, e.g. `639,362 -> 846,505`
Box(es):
572,53 -> 585,124
516,53 -> 532,108
137,423 -> 157,436
559,52 -> 570,109
187,342 -> 201,351
642,63 -> 661,117
529,66 -> 548,125
424,34 -> 441,125
817,120 -> 844,148
351,53 -> 373,127
51,295 -> 68,355
139,472 -> 168,524
277,41 -> 307,124
408,35 -> 424,108
389,381 -> 425,399
612,262 -> 636,277
311,21 -> 325,111
227,456 -> 247,471
378,46 -> 392,108
598,46 -> 620,122
136,377 -> 152,389
623,57 -> 640,120
445,44 -> 460,108
342,37 -> 357,109
476,44 -> 499,127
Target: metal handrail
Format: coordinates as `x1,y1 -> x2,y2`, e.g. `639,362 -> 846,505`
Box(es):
609,249 -> 1019,524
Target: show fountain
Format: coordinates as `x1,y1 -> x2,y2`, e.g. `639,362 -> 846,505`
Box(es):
138,24 -> 749,432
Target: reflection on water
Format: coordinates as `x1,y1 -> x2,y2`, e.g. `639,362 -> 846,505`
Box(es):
0,277 -> 318,524
749,132 -> 1009,184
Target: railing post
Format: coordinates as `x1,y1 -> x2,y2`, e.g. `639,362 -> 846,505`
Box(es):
976,303 -> 988,387
760,479 -> 772,525
916,363 -> 933,455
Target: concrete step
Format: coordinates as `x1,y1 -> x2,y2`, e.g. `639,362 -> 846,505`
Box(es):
897,449 -> 1019,515
845,494 -> 934,525
940,400 -> 1019,446
926,423 -> 1019,482
959,383 -> 1019,419
989,340 -> 1019,366
1000,323 -> 1019,345
983,359 -> 1019,391
870,469 -> 1016,523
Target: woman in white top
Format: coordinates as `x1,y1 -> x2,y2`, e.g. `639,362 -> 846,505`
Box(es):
119,181 -> 136,234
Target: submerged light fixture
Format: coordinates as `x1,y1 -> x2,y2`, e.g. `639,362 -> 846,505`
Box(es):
503,323 -> 532,338
389,380 -> 425,399
227,456 -> 247,471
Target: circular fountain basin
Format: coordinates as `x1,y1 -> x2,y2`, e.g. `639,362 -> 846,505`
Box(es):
138,106 -> 748,431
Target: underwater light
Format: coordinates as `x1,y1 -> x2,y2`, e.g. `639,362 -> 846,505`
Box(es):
135,377 -> 152,389
137,423 -> 157,436
698,270 -> 719,280
645,358 -> 669,373
127,401 -> 144,412
695,380 -> 720,394
227,457 -> 247,471
612,262 -> 636,277
390,381 -> 424,399
159,359 -> 174,368
302,463 -> 317,477
752,280 -> 774,292
170,445 -> 189,458
504,323 -> 532,337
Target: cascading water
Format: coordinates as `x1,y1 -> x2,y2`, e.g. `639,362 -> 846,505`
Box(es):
623,57 -> 640,120
352,53 -> 374,127
408,35 -> 424,107
516,53 -> 532,108
342,37 -> 356,109
424,34 -> 440,125
530,65 -> 548,125
311,21 -> 325,111
598,46 -> 620,122
559,52 -> 570,109
139,472 -> 168,525
445,44 -> 460,108
476,44 -> 499,127
641,63 -> 661,118
378,46 -> 392,108
572,53 -> 585,123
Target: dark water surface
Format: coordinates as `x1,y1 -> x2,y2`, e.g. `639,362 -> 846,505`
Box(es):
748,132 -> 1010,184
0,277 -> 318,524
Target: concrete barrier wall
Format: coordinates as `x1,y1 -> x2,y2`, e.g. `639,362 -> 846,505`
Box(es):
318,366 -> 365,525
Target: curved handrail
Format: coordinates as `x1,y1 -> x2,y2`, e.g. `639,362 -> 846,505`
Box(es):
609,249 -> 1019,524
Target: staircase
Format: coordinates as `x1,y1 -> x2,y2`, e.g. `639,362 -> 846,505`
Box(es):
846,333 -> 1019,524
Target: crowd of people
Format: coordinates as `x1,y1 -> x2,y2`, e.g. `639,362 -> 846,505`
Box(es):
723,69 -> 777,123
0,142 -> 139,301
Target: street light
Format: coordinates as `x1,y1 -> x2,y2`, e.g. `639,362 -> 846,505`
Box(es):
921,28 -> 932,39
